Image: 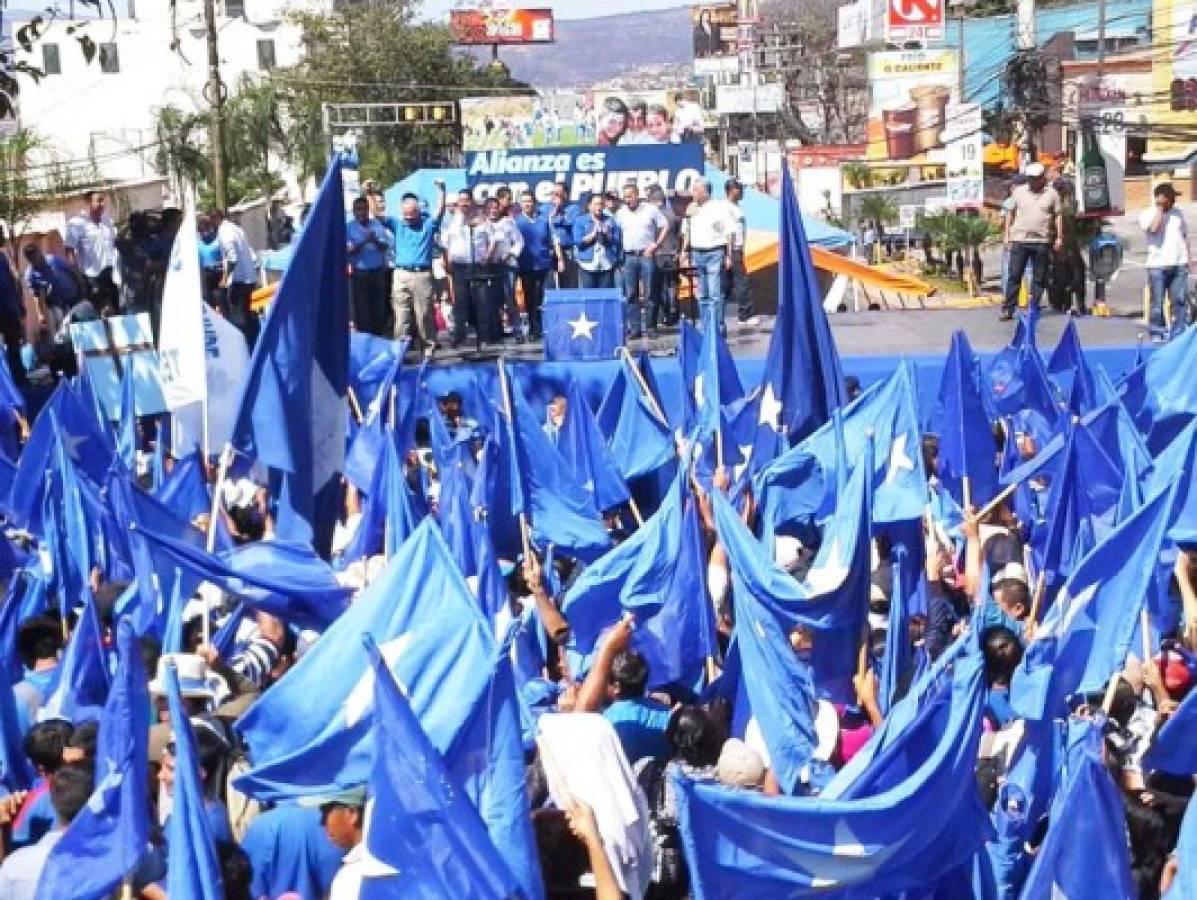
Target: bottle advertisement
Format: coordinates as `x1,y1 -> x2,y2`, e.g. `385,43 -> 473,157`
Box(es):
1074,110 -> 1126,216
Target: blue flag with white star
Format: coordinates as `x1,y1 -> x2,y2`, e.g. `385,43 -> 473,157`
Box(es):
1142,679 -> 1197,776
360,635 -> 539,900
672,648 -> 991,898
233,519 -> 496,800
755,360 -> 926,532
1011,480 -> 1177,720
1047,319 -> 1099,415
936,329 -> 996,509
595,357 -> 674,481
557,378 -> 631,515
36,620 -> 149,900
714,437 -> 873,700
1020,720 -> 1135,900
752,165 -> 845,463
232,157 -> 350,556
164,662 -> 223,900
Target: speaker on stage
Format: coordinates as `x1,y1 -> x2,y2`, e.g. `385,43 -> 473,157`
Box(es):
541,289 -> 624,361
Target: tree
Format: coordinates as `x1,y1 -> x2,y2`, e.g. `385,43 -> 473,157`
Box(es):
153,104 -> 210,204
0,129 -> 94,240
856,194 -> 897,235
276,1 -> 530,188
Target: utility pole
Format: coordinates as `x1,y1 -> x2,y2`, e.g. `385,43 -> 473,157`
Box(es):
1096,0 -> 1107,77
203,0 -> 228,210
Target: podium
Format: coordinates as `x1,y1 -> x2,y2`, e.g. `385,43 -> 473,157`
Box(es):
542,289 -> 624,361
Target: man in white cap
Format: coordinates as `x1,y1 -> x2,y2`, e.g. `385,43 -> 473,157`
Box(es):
1000,162 -> 1064,323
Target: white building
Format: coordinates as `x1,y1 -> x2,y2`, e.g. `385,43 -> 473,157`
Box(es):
13,0 -> 332,197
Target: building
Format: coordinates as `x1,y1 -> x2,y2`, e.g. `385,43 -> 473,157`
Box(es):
12,0 -> 331,195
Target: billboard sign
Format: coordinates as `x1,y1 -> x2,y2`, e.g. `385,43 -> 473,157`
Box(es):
715,82 -> 785,115
464,144 -> 705,204
1147,0 -> 1197,161
450,8 -> 554,45
692,3 -> 739,59
866,50 -> 958,161
885,0 -> 944,42
461,91 -> 706,151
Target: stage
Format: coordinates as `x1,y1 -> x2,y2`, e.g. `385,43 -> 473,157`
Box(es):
418,307 -> 1147,427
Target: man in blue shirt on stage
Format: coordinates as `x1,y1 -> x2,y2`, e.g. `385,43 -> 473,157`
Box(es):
346,196 -> 394,338
391,180 -> 446,356
573,194 -> 622,290
542,182 -> 577,288
515,190 -> 559,341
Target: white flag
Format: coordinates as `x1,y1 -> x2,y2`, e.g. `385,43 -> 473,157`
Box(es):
173,306 -> 250,455
158,209 -> 208,410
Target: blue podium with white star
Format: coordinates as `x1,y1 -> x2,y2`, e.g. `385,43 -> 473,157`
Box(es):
542,289 -> 625,362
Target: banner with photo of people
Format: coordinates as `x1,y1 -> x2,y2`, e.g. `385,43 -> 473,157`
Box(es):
460,90 -> 708,152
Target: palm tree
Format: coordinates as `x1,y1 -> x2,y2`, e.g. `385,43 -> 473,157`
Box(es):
857,194 -> 898,237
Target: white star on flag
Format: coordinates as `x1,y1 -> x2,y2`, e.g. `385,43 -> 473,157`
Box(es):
758,382 -> 784,433
804,536 -> 849,594
885,433 -> 915,486
343,633 -> 414,727
775,820 -> 907,890
569,313 -> 598,341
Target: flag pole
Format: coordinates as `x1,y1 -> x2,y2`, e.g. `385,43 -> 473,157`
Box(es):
497,357 -> 534,561
962,475 -> 972,516
618,346 -> 668,427
970,481 -> 1019,524
1026,570 -> 1047,625
626,497 -> 644,527
200,396 -> 211,461
203,443 -> 234,647
346,386 -> 364,425
1140,609 -> 1153,668
388,385 -> 397,430
1100,672 -> 1122,715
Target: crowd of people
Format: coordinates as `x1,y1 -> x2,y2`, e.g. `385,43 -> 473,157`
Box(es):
342,177 -> 753,356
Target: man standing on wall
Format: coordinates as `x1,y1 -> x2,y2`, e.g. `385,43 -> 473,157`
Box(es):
615,183 -> 668,339
1000,162 -> 1063,324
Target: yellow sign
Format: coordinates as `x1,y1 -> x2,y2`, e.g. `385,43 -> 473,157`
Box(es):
1147,0 -> 1197,163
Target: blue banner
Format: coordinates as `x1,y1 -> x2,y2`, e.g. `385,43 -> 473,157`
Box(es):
464,144 -> 704,204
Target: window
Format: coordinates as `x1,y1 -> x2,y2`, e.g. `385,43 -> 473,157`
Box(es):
224,0 -> 246,17
42,43 -> 61,76
99,42 -> 120,74
256,39 -> 276,71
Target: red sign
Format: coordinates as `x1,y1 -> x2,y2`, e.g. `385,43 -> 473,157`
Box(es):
450,8 -> 555,45
885,0 -> 944,41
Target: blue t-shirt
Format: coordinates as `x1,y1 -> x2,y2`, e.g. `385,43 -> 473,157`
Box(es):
346,218 -> 393,271
516,212 -> 556,272
24,256 -> 80,308
198,235 -> 223,271
393,213 -> 442,269
603,697 -> 672,764
14,668 -> 57,737
240,803 -> 343,900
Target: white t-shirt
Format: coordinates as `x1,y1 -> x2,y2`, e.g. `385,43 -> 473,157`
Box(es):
1138,206 -> 1190,269
684,199 -> 734,251
217,219 -> 259,285
64,211 -> 118,277
726,201 -> 746,250
615,202 -> 666,253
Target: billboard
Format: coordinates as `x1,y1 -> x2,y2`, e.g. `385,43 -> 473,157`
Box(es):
464,144 -> 705,204
449,8 -> 554,45
1147,0 -> 1197,162
866,50 -> 959,161
460,90 -> 706,151
692,3 -> 739,58
715,82 -> 785,115
943,102 -> 983,209
885,0 -> 944,42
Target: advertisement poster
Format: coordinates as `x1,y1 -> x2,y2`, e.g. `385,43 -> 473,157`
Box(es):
449,8 -> 555,44
866,50 -> 959,161
1074,109 -> 1126,216
692,3 -> 739,58
464,144 -> 705,204
1147,0 -> 1197,161
943,102 -> 983,209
